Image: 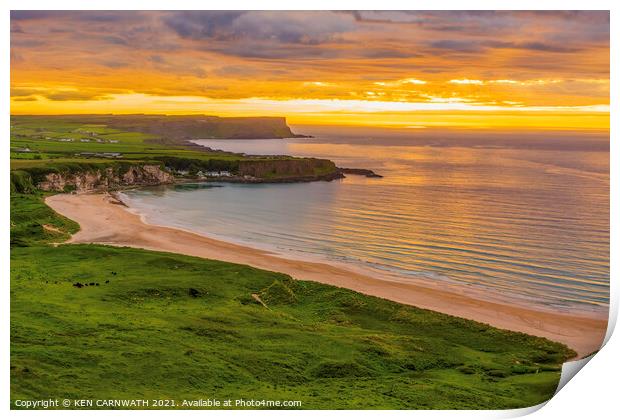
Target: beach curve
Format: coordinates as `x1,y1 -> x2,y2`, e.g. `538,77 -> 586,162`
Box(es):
45,192 -> 608,358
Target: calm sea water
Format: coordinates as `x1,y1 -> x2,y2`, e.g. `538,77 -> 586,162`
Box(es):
121,126 -> 609,314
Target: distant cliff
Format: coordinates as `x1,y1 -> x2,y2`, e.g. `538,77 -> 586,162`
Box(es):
12,114 -> 300,140
110,115 -> 297,140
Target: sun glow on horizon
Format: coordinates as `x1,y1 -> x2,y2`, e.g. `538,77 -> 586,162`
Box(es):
10,11 -> 609,130
9,93 -> 610,131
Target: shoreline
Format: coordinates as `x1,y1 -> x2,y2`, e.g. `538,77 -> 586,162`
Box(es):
46,192 -> 608,358
117,188 -> 606,320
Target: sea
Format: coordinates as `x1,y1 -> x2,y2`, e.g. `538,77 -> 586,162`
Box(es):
120,125 -> 610,315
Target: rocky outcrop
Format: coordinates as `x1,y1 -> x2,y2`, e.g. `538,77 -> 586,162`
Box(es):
38,165 -> 174,193
339,168 -> 383,178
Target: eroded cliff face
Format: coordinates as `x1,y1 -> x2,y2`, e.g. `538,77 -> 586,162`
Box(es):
38,165 -> 174,193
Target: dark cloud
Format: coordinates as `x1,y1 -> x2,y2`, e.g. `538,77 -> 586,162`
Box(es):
484,40 -> 581,53
12,10 -> 138,23
347,11 -> 424,24
10,87 -> 110,102
44,91 -> 112,101
359,49 -> 422,59
213,64 -> 290,79
11,88 -> 40,97
214,65 -> 262,78
49,27 -> 73,33
11,39 -> 47,48
149,54 -> 165,63
430,40 -> 482,53
12,96 -> 38,101
163,11 -> 244,40
102,36 -> 128,46
99,60 -> 130,69
163,11 -> 355,45
430,39 -> 582,54
11,11 -> 55,20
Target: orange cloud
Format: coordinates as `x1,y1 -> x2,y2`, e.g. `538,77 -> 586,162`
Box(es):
10,11 -> 610,130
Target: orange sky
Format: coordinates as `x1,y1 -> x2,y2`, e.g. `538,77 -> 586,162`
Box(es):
10,11 -> 610,130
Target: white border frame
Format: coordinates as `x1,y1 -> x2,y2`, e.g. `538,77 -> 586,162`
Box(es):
2,2 -> 617,419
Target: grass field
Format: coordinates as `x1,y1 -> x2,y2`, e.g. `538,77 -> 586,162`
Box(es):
9,193 -> 575,409
10,116 -> 239,168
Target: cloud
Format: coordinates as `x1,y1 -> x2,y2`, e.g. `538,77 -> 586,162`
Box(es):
11,11 -> 55,20
99,60 -> 130,69
11,39 -> 47,48
11,86 -> 112,102
8,10 -> 610,113
430,40 -> 482,53
149,54 -> 165,64
11,88 -> 41,97
359,49 -> 422,59
431,39 -> 582,54
12,96 -> 38,101
45,91 -> 112,101
163,11 -> 355,45
12,88 -> 114,101
213,65 -> 262,78
484,40 -> 581,53
102,36 -> 128,46
12,10 -> 137,23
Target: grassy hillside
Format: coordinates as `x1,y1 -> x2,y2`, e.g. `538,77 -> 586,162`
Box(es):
12,114 -> 296,140
10,115 -> 242,167
10,194 -> 575,409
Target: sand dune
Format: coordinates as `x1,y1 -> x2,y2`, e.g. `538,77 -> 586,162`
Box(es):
46,193 -> 608,358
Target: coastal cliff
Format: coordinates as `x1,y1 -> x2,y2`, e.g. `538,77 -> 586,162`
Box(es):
36,165 -> 174,193
238,158 -> 342,181
11,157 -> 347,194
13,114 -> 300,140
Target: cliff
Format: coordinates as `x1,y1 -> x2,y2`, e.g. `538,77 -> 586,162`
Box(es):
112,115 -> 296,140
238,158 -> 338,179
37,165 -> 174,193
12,157 -> 345,194
339,168 -> 383,178
12,114 -> 299,140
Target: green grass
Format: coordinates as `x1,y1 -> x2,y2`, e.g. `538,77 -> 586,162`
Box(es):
10,194 -> 575,409
10,193 -> 79,246
10,116 -> 237,165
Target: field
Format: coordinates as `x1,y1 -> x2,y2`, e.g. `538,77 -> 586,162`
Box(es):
10,116 -> 241,168
9,193 -> 575,409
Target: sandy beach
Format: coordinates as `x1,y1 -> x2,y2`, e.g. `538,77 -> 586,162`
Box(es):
46,192 -> 608,358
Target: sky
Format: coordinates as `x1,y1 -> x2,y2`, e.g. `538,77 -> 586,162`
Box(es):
10,11 -> 610,130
